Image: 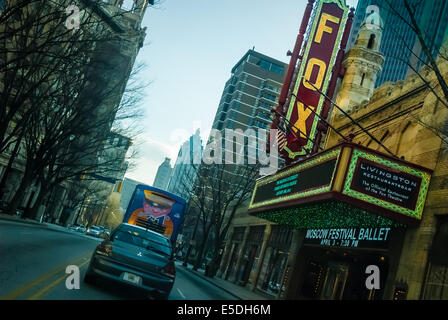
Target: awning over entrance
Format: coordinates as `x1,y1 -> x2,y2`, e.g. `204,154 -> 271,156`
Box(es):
255,200 -> 403,229
248,142 -> 432,227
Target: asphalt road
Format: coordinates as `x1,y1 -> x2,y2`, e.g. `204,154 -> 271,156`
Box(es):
0,219 -> 236,300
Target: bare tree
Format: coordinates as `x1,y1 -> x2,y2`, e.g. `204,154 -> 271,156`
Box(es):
13,60 -> 146,219
0,0 -> 138,153
180,162 -> 260,276
1,0 -> 147,217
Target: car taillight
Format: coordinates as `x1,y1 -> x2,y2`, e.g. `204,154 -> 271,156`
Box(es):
162,262 -> 176,278
96,242 -> 112,256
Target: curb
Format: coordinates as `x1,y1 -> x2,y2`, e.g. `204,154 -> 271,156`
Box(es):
0,214 -> 102,241
177,263 -> 243,300
0,213 -> 44,226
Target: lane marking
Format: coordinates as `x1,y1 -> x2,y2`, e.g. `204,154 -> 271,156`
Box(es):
27,259 -> 90,300
0,252 -> 91,300
177,288 -> 186,299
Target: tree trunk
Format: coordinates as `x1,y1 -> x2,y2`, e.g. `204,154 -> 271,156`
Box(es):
205,253 -> 219,277
0,133 -> 23,201
193,228 -> 211,271
26,184 -> 49,220
193,240 -> 207,271
73,194 -> 87,225
206,235 -> 224,277
8,165 -> 34,215
193,218 -> 209,270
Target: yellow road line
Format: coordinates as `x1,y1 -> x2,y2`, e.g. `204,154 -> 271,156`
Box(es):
27,259 -> 90,300
0,252 -> 91,300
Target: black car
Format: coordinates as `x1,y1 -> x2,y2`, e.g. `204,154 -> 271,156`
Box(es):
84,223 -> 175,299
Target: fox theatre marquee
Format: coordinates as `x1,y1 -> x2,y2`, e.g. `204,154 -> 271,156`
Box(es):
249,142 -> 432,228
251,0 -> 436,301
248,142 -> 432,299
282,0 -> 349,160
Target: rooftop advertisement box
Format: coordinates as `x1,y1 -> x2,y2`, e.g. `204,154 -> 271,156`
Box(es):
249,143 -> 432,227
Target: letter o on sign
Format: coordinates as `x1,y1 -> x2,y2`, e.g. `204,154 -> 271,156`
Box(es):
303,58 -> 327,91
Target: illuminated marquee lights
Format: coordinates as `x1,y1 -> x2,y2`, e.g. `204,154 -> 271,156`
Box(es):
250,143 -> 432,227
283,0 -> 348,160
342,149 -> 431,221
249,148 -> 341,210
254,200 -> 405,229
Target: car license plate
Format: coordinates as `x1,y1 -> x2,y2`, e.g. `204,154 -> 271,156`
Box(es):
122,272 -> 141,285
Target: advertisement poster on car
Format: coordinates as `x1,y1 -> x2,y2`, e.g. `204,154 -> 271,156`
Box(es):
123,184 -> 187,243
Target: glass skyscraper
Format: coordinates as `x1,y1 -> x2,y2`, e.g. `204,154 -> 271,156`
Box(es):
348,0 -> 448,87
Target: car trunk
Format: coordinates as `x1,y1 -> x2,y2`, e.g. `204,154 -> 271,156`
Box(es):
109,240 -> 170,275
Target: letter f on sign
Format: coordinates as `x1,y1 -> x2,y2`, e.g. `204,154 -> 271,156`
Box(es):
315,13 -> 340,44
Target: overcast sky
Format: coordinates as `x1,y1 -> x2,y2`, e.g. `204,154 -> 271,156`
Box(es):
124,0 -> 359,186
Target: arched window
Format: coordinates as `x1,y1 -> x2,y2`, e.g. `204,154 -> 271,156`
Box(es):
368,34 -> 376,49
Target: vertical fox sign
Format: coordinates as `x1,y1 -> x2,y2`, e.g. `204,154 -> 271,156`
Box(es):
282,0 -> 348,161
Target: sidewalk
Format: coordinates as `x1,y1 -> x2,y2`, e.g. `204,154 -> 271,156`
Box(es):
177,261 -> 271,300
0,212 -> 76,233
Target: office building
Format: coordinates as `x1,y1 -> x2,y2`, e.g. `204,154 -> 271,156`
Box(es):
153,158 -> 172,190
167,129 -> 203,199
212,49 -> 286,133
119,177 -> 146,214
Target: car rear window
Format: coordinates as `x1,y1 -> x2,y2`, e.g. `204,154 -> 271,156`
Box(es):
113,229 -> 171,256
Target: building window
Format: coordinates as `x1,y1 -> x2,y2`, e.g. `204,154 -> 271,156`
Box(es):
270,64 -> 284,74
368,34 -> 376,49
223,227 -> 246,281
257,111 -> 270,121
261,92 -> 276,102
256,225 -> 293,296
257,59 -> 271,71
235,226 -> 266,286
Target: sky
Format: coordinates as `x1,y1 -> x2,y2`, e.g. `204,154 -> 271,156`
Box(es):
124,0 -> 359,186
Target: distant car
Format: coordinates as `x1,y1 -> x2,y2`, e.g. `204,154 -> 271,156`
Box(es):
70,224 -> 87,233
86,226 -> 103,237
84,223 -> 175,299
98,227 -> 111,239
100,227 -> 110,239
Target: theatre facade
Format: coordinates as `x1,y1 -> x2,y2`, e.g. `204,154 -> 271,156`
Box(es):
246,55 -> 448,299
217,1 -> 448,299
248,141 -> 431,299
